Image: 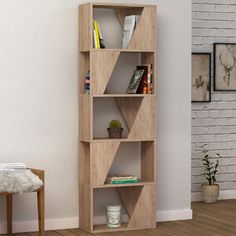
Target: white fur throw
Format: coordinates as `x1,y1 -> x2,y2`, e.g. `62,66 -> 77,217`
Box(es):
0,169 -> 43,194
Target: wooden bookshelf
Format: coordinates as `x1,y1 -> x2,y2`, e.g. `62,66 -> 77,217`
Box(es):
79,2 -> 157,233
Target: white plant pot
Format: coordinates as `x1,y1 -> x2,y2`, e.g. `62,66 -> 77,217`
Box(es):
201,183 -> 219,203
107,205 -> 121,228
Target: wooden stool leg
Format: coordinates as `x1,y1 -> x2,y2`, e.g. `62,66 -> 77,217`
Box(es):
6,194 -> 12,235
37,187 -> 45,236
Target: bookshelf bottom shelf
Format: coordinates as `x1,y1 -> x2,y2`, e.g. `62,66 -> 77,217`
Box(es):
93,223 -> 128,233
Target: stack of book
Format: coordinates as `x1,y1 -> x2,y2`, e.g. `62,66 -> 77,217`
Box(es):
0,163 -> 26,170
93,20 -> 105,49
106,175 -> 139,184
126,64 -> 153,94
122,15 -> 140,49
84,70 -> 90,94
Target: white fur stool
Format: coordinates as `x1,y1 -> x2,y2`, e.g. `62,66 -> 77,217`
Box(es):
0,169 -> 44,236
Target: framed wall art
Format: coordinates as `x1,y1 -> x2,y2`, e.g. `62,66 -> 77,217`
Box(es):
192,53 -> 211,102
214,43 -> 236,91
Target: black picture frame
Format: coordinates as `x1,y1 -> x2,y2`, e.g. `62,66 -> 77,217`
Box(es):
214,43 -> 236,91
192,52 -> 211,103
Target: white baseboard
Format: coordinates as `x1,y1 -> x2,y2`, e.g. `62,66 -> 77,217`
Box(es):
192,189 -> 236,202
0,209 -> 192,234
0,217 -> 79,234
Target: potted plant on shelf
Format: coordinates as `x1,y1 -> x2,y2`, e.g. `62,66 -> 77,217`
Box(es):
200,144 -> 221,203
107,120 -> 123,139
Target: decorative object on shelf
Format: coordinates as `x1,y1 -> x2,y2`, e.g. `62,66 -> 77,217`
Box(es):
106,175 -> 139,184
107,205 -> 122,228
200,144 -> 222,203
126,69 -> 145,94
214,43 -> 236,91
107,120 -> 123,138
192,53 -> 211,102
84,70 -> 90,94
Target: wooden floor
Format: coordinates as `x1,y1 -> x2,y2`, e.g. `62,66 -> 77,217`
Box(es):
3,199 -> 236,236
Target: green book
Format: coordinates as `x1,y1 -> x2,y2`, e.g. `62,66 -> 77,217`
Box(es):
109,179 -> 139,184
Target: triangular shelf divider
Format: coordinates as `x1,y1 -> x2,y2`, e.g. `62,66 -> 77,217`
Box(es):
91,51 -> 120,94
117,186 -> 143,219
91,141 -> 121,186
115,97 -> 144,132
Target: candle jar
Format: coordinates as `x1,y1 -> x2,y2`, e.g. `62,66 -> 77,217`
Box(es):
106,205 -> 121,228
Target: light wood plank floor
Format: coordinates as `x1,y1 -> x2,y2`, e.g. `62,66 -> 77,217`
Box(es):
3,200 -> 236,236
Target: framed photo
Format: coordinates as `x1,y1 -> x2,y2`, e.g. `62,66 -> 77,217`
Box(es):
192,53 -> 211,102
214,43 -> 236,91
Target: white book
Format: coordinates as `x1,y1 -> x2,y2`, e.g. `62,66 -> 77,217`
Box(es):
0,162 -> 26,169
122,15 -> 136,49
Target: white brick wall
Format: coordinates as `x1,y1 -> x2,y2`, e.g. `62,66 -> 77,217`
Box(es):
192,0 -> 236,193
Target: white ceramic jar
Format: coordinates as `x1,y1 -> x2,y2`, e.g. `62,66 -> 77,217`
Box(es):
106,205 -> 121,228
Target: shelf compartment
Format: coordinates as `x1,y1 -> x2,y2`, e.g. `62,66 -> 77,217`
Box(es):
93,96 -> 156,140
90,51 -> 156,95
93,184 -> 156,233
79,3 -> 156,51
91,141 -> 156,187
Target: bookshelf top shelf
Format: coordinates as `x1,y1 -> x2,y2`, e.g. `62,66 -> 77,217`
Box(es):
80,138 -> 156,143
89,3 -> 156,9
80,49 -> 156,53
93,94 -> 156,98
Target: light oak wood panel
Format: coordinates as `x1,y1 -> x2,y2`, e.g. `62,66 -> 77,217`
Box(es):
79,142 -> 90,184
128,6 -> 157,50
118,186 -> 143,218
115,8 -> 143,28
91,141 -> 120,186
79,52 -> 90,94
116,96 -> 156,139
79,4 -> 92,51
141,141 -> 156,182
118,184 -> 156,229
90,51 -> 120,94
141,51 -> 157,94
79,183 -> 92,233
79,95 -> 92,141
115,97 -> 143,131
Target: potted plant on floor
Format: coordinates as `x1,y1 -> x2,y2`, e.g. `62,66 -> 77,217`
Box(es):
200,144 -> 221,203
107,120 -> 123,138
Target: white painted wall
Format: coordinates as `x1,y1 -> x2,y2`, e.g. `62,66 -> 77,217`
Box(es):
0,0 -> 191,233
192,0 -> 236,200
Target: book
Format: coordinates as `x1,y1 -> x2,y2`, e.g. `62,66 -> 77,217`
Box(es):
84,70 -> 90,94
107,179 -> 139,184
106,175 -> 137,181
137,64 -> 153,94
126,69 -> 145,94
96,21 -> 105,48
122,15 -> 136,49
93,20 -> 100,48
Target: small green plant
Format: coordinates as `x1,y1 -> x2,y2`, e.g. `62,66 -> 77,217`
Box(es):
109,120 -> 121,129
200,144 -> 221,185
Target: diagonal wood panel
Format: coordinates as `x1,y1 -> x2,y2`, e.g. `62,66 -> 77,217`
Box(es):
91,51 -> 120,94
118,186 -> 143,218
91,141 -> 120,186
128,96 -> 156,139
127,185 -> 156,228
115,97 -> 144,131
115,8 -> 143,28
128,6 -> 157,50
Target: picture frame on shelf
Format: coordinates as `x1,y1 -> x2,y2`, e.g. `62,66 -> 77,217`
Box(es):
214,43 -> 236,91
192,53 -> 211,102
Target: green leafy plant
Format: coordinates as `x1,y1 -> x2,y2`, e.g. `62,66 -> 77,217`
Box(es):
200,144 -> 221,185
109,120 -> 121,129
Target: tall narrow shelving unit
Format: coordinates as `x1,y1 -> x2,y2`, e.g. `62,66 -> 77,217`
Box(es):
79,3 -> 157,233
